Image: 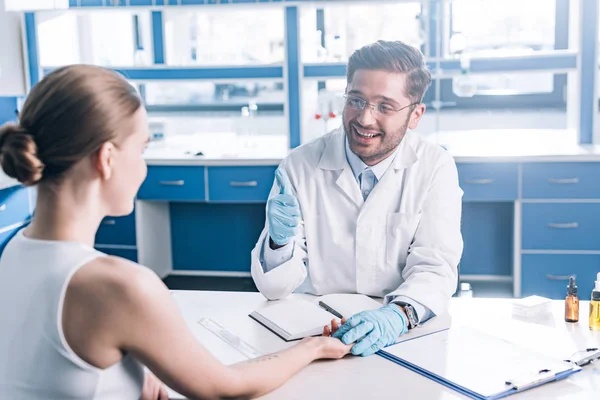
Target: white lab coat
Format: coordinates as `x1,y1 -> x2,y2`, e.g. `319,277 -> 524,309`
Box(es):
250,127 -> 463,316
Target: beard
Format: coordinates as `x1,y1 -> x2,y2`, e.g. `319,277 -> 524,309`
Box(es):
343,115 -> 410,166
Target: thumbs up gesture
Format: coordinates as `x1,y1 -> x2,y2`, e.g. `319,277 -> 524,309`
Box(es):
267,168 -> 301,247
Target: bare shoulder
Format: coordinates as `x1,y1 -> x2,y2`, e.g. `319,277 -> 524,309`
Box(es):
68,255 -> 168,309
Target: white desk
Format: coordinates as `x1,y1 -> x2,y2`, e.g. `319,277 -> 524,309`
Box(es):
170,291 -> 600,399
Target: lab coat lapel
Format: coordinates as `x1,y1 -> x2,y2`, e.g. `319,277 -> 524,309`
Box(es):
362,131 -> 419,212
317,128 -> 364,208
335,166 -> 364,208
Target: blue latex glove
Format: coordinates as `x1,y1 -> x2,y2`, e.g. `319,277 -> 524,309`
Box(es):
267,169 -> 301,246
332,304 -> 409,357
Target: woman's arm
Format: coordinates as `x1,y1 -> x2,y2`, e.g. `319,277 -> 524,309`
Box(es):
65,257 -> 351,400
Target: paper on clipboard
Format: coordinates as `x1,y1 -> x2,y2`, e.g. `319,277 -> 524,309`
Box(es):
380,326 -> 580,399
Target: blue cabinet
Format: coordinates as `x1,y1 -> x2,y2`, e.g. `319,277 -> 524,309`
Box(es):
171,203 -> 266,272
519,161 -> 600,298
95,246 -> 138,262
0,186 -> 31,229
522,254 -> 599,299
95,213 -> 136,246
522,162 -> 600,199
78,0 -> 104,6
522,203 -> 600,250
0,227 -> 21,254
457,163 -> 518,201
138,166 -> 206,201
460,202 -> 513,276
0,186 -> 30,257
207,166 -> 276,202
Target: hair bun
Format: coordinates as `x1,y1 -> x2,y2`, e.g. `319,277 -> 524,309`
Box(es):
0,123 -> 44,185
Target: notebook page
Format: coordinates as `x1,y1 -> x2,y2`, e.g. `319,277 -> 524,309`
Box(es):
255,300 -> 335,337
317,294 -> 382,318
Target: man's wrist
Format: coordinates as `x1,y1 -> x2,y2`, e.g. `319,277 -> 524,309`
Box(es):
398,304 -> 418,329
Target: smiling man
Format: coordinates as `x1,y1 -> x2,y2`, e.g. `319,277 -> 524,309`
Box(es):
251,40 -> 464,356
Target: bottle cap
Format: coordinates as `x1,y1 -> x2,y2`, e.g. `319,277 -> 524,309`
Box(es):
567,276 -> 577,296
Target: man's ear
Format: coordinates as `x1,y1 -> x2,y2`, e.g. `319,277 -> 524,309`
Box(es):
408,104 -> 426,130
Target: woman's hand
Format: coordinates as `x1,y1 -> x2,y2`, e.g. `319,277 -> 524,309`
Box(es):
299,318 -> 353,360
322,318 -> 346,337
140,371 -> 169,400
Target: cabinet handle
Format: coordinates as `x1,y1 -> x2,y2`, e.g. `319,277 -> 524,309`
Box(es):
159,180 -> 185,186
464,179 -> 494,185
547,222 -> 579,229
546,274 -> 575,281
230,181 -> 258,187
102,220 -> 116,225
0,204 -> 5,212
548,178 -> 579,184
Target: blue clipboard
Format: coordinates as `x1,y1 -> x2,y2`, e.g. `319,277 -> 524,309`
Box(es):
378,351 -> 579,400
377,326 -> 581,400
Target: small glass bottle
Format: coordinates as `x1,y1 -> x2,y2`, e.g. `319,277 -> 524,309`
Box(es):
564,276 -> 579,323
590,272 -> 600,331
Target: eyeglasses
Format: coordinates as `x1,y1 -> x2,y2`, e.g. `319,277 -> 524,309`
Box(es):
343,94 -> 419,117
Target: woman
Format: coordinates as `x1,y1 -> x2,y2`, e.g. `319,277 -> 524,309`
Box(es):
0,65 -> 351,400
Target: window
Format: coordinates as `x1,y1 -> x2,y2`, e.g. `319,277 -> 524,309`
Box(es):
446,0 -> 557,56
142,81 -> 284,113
303,2 -> 423,63
37,10 -> 152,67
445,0 -> 562,99
163,8 -> 284,66
300,78 -> 567,144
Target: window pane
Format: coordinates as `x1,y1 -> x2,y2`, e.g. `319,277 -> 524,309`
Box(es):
37,13 -> 80,66
419,108 -> 567,137
301,79 -> 345,144
163,9 -> 284,66
37,10 -> 152,67
144,113 -> 288,158
143,81 -> 284,110
447,0 -> 556,56
300,79 -> 567,145
453,72 -> 555,96
303,2 -> 423,63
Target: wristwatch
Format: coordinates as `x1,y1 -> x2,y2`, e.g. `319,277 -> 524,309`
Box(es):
401,304 -> 419,330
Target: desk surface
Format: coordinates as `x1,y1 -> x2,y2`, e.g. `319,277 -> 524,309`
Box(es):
170,291 -> 600,400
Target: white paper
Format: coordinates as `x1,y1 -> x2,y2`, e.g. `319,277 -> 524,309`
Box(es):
253,299 -> 334,338
382,326 -> 577,398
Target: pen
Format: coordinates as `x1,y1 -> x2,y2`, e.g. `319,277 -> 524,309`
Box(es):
319,301 -> 344,319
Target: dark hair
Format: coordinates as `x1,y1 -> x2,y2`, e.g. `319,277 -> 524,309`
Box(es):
0,65 -> 142,186
346,40 -> 432,103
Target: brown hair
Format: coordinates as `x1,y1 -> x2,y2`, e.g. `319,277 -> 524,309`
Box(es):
0,65 -> 142,186
346,40 -> 432,103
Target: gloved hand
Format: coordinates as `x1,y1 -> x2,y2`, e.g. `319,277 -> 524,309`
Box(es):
267,168 -> 301,246
332,304 -> 409,357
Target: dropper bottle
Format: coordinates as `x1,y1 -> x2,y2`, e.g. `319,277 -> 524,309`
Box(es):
590,272 -> 600,331
564,276 -> 579,323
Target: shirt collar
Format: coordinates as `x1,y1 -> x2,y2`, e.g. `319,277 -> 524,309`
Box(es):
345,134 -> 401,182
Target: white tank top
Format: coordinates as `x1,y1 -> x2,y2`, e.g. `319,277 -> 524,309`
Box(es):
0,229 -> 144,399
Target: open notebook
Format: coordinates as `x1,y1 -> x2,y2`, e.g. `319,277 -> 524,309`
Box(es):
249,294 -> 452,342
249,294 -> 381,341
